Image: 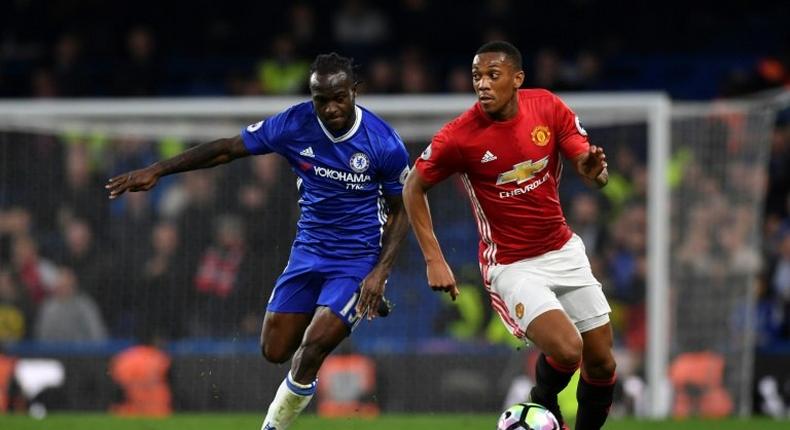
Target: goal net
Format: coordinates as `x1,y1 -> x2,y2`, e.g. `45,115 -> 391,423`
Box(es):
666,99 -> 776,417
0,93 -> 779,417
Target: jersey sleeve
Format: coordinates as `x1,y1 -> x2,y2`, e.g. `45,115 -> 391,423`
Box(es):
239,108 -> 291,155
413,125 -> 464,184
379,133 -> 411,196
553,94 -> 590,160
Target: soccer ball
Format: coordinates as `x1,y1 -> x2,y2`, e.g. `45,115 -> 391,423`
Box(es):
497,402 -> 560,430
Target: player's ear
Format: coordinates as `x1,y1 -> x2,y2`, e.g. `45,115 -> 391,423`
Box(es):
513,70 -> 525,89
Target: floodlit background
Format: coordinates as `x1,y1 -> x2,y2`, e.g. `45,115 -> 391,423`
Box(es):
0,0 -> 789,427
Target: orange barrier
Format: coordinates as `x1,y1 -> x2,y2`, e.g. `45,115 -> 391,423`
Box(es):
669,350 -> 733,418
109,345 -> 172,417
0,354 -> 15,412
317,354 -> 379,417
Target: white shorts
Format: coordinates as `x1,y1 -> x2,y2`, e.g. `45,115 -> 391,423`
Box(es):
483,234 -> 611,339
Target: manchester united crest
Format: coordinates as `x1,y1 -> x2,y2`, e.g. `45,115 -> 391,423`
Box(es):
531,125 -> 551,146
515,303 -> 525,319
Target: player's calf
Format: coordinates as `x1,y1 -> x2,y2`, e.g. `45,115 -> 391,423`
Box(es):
529,353 -> 580,428
575,373 -> 616,430
261,372 -> 317,430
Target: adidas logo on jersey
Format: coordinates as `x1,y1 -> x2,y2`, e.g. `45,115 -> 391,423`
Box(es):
481,150 -> 498,163
300,147 -> 315,158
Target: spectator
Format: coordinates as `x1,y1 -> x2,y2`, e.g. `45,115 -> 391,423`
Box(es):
333,0 -> 390,61
720,206 -> 762,276
60,142 -> 109,239
113,26 -> 162,96
30,68 -> 59,98
172,170 -> 219,269
765,112 -> 790,219
50,33 -> 89,97
445,64 -> 473,93
568,50 -> 603,91
57,218 -> 109,303
365,57 -> 399,93
288,4 -> 317,52
1,135 -> 63,231
34,266 -> 107,342
188,214 -> 256,337
771,232 -> 790,322
530,48 -> 574,91
256,34 -> 309,95
106,189 -> 154,335
0,207 -> 33,241
393,0 -> 434,48
568,192 -> 608,257
479,0 -> 515,43
0,268 -> 33,342
10,235 -> 58,306
399,47 -> 434,93
134,222 -> 189,339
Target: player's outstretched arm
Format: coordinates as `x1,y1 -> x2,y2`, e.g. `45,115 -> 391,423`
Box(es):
402,169 -> 459,300
356,194 -> 410,320
106,135 -> 250,199
574,144 -> 609,189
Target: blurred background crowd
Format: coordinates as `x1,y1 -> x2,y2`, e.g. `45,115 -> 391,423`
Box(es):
0,0 -> 790,416
1,105 -> 789,355
0,0 -> 788,100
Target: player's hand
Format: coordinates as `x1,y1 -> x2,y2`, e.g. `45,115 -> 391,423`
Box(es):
426,259 -> 459,301
579,145 -> 607,180
106,166 -> 160,199
356,270 -> 387,320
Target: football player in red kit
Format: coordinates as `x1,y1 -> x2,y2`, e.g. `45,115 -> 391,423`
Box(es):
404,41 -> 615,430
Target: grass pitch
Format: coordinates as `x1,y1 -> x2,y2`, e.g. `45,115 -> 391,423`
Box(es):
1,413 -> 788,429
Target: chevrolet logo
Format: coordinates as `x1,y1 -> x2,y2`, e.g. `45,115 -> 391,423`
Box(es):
496,156 -> 550,185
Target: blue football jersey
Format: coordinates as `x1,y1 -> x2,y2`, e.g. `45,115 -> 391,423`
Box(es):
241,101 -> 410,260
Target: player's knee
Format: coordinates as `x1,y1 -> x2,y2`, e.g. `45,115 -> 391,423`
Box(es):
261,341 -> 291,364
550,336 -> 583,368
583,353 -> 617,380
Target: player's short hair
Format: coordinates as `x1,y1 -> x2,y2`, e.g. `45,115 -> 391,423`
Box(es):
476,41 -> 523,71
310,52 -> 358,83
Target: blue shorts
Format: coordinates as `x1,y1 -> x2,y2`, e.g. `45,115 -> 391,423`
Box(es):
267,246 -> 378,328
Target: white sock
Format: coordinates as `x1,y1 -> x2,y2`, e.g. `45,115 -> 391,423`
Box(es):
261,372 -> 317,430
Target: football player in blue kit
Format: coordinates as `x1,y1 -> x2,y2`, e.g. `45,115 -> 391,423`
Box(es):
106,53 -> 411,430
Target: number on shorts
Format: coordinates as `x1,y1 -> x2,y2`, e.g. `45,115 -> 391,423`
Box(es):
340,292 -> 359,319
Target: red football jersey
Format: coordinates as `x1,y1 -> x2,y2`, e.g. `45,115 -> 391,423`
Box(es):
415,89 -> 589,265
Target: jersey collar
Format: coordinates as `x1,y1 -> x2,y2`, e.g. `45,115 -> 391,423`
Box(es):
317,105 -> 363,143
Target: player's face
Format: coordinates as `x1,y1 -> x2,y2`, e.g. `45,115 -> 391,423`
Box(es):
472,53 -> 524,118
310,71 -> 357,132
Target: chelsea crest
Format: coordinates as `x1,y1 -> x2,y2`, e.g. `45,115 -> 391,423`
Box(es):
349,152 -> 370,173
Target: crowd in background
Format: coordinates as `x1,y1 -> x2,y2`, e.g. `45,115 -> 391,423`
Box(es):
0,105 -> 788,358
761,109 -> 790,347
0,0 -> 787,381
0,0 -> 788,100
0,135 -> 298,342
